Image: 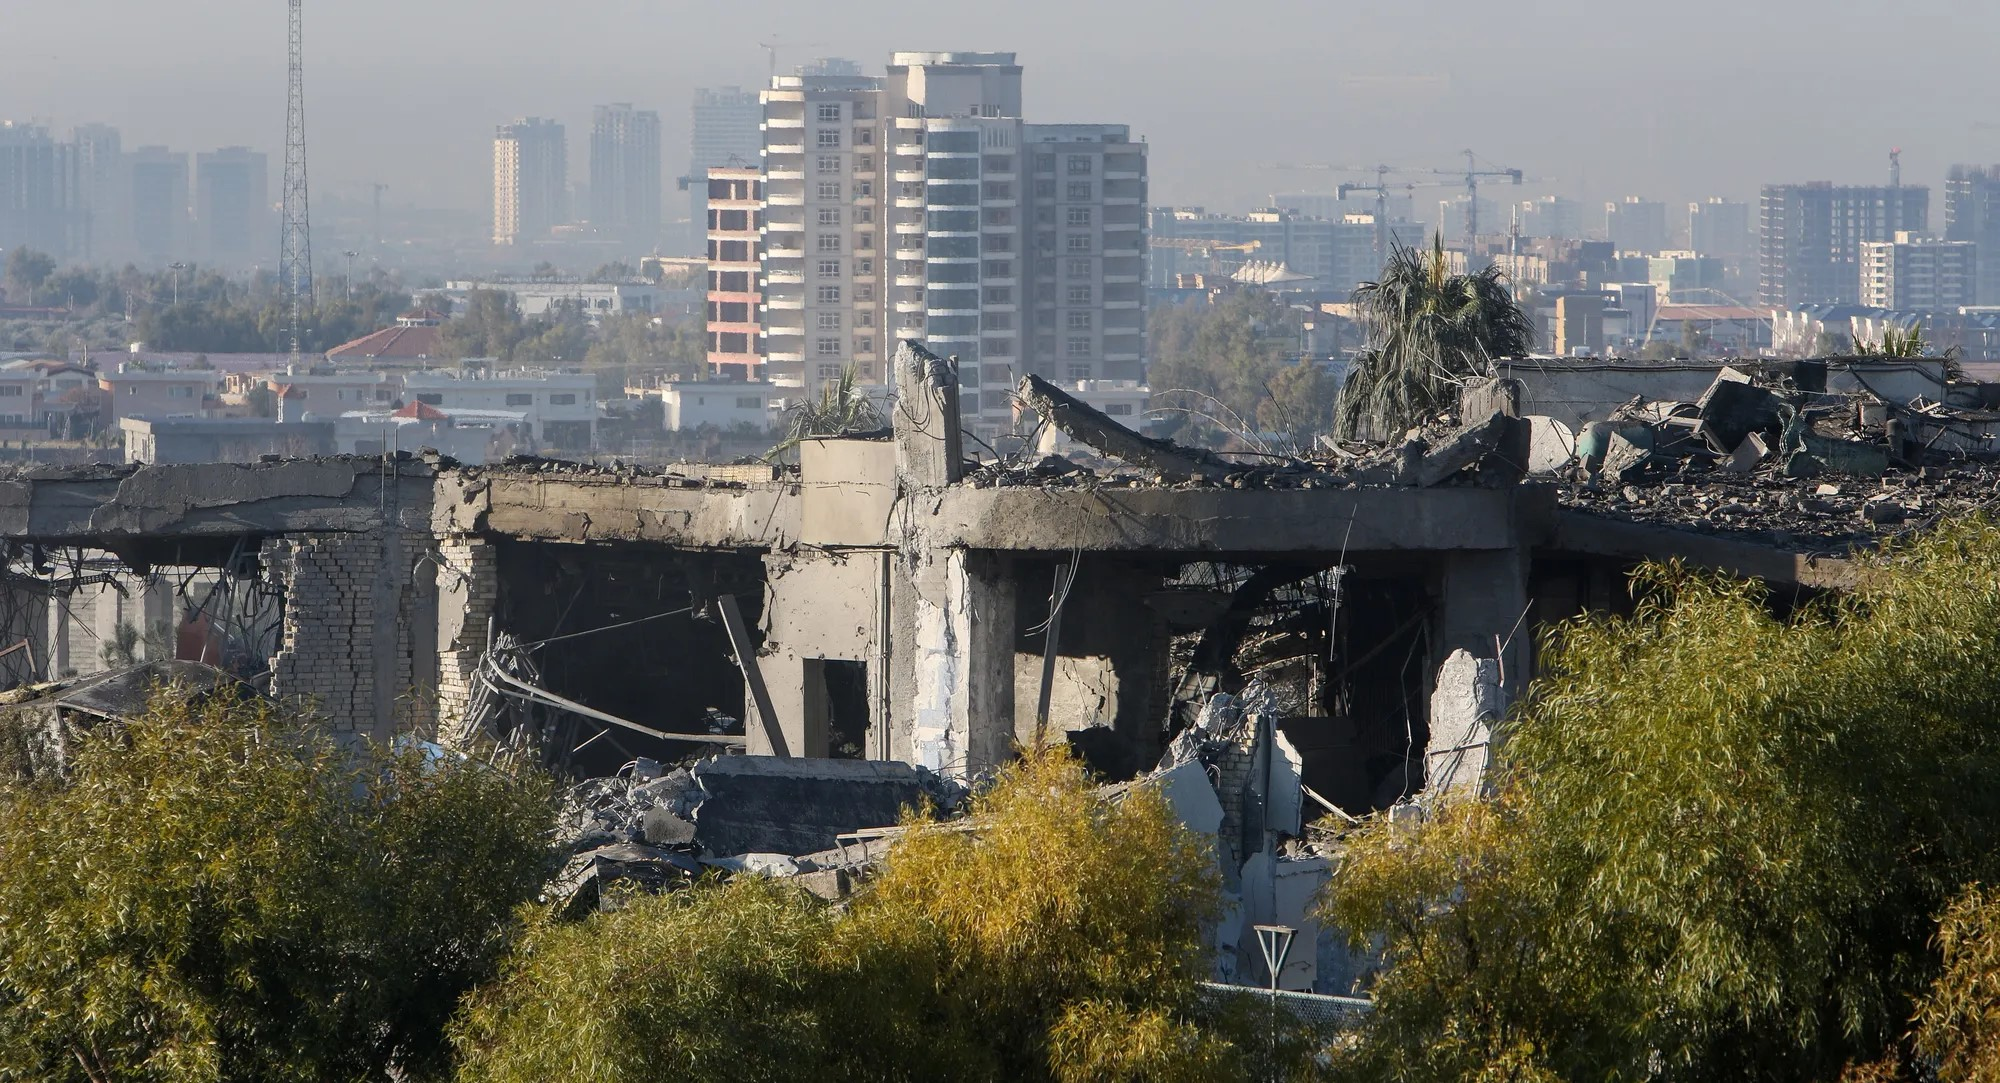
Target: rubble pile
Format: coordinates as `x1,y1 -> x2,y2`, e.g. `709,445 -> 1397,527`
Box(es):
1561,468 -> 2000,551
546,752 -> 967,914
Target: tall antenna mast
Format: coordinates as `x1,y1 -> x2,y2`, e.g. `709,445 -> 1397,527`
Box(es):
281,0 -> 313,372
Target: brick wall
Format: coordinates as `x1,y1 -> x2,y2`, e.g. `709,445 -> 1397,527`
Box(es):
263,530 -> 435,739
434,536 -> 497,734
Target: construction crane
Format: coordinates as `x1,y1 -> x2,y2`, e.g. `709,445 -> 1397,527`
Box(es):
1433,149 -> 1523,243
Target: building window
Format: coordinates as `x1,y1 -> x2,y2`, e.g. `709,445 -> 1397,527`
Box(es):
816,155 -> 840,174
984,259 -> 1012,278
817,103 -> 842,123
737,396 -> 763,409
505,393 -> 533,406
855,258 -> 874,275
1068,364 -> 1092,380
817,182 -> 841,201
1105,403 -> 1134,416
853,127 -> 874,146
856,311 -> 875,327
817,128 -> 842,148
855,207 -> 874,224
817,311 -> 842,330
1065,206 -> 1092,227
1066,257 -> 1091,277
1067,285 -> 1093,304
856,284 -> 875,301
857,335 -> 875,354
416,393 -> 443,405
1067,180 -> 1092,200
857,156 -> 875,173
816,338 -> 842,356
1067,311 -> 1093,330
1067,156 -> 1093,175
816,285 -> 842,304
550,393 -> 577,406
1066,234 -> 1092,252
817,363 -> 842,380
856,231 -> 875,250
984,286 -> 1012,304
1035,154 -> 1056,174
857,180 -> 874,198
1065,337 -> 1091,357
818,207 -> 842,226
1034,180 -> 1055,199
817,259 -> 842,277
0,386 -> 22,398
817,233 -> 842,252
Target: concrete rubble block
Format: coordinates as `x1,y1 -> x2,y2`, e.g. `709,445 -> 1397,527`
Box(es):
1425,649 -> 1502,797
1599,429 -> 1653,484
1695,367 -> 1784,453
690,755 -> 935,857
1725,432 -> 1770,473
1525,415 -> 1577,475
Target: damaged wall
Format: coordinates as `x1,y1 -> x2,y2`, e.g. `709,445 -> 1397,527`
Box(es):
757,549 -> 888,759
263,529 -> 436,739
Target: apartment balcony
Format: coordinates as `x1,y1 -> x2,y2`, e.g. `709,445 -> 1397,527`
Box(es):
763,219 -> 805,233
766,192 -> 804,207
893,171 -> 925,185
894,247 -> 925,262
893,143 -> 925,157
765,116 -> 805,129
1105,169 -> 1144,181
1102,274 -> 1140,285
767,169 -> 804,181
765,296 -> 805,312
767,350 -> 805,364
894,300 -> 926,315
894,220 -> 926,234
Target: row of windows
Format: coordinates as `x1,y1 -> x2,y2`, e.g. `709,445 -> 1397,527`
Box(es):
814,177 -> 875,198
413,392 -> 577,407
814,336 -> 876,355
814,207 -> 875,225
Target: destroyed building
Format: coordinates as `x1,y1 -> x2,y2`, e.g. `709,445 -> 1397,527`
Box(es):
0,340 -> 1978,990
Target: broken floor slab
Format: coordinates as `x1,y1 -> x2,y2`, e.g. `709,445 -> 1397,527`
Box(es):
689,755 -> 947,857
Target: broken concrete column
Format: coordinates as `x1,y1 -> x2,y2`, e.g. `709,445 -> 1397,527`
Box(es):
1425,649 -> 1501,796
907,548 -> 1015,776
892,339 -> 964,489
434,535 -> 497,735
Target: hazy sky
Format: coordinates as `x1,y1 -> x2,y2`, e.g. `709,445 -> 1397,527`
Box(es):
10,0 -> 2000,222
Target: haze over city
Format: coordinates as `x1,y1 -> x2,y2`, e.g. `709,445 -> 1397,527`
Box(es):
10,0 -> 1999,214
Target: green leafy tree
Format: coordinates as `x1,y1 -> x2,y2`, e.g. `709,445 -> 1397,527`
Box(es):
1325,521 -> 2000,1081
767,364 -> 880,459
454,748 -> 1297,1082
0,684 -> 556,1082
1334,235 -> 1534,440
441,289 -> 530,361
1147,289 -> 1304,446
1257,362 -> 1342,450
3,248 -> 56,303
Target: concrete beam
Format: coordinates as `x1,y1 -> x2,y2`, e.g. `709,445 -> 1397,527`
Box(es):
0,460 -> 433,545
919,484 -> 1554,556
435,472 -> 801,550
1549,509 -> 1857,589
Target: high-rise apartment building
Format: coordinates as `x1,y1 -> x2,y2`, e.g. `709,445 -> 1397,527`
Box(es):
1687,197 -> 1751,258
125,147 -> 189,265
704,166 -> 763,376
0,122 -> 85,262
1945,165 -> 2000,306
194,147 -> 269,266
1604,197 -> 1668,254
1859,232 -> 1976,309
686,88 -> 763,254
755,51 -> 1145,435
1518,196 -> 1584,240
1759,182 -> 1928,307
493,118 -> 567,246
70,124 -> 120,262
590,103 -> 662,249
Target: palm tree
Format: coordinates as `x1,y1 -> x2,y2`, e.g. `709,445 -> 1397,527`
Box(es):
766,364 -> 883,461
1333,234 -> 1535,440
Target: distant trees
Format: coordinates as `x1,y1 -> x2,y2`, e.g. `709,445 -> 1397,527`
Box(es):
1334,236 -> 1534,440
3,248 -> 55,303
1147,289 -> 1306,445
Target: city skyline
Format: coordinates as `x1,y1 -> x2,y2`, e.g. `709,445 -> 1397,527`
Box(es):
9,0 -> 2000,219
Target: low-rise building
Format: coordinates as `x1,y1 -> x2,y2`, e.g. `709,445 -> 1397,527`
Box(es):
402,367 -> 598,450
120,417 -> 333,464
657,380 -> 785,432
335,401 -> 521,463
440,280 -> 662,322
325,311 -> 447,368
100,366 -> 223,425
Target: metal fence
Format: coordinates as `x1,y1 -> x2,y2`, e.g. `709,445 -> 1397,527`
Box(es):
1197,981 -> 1373,1030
